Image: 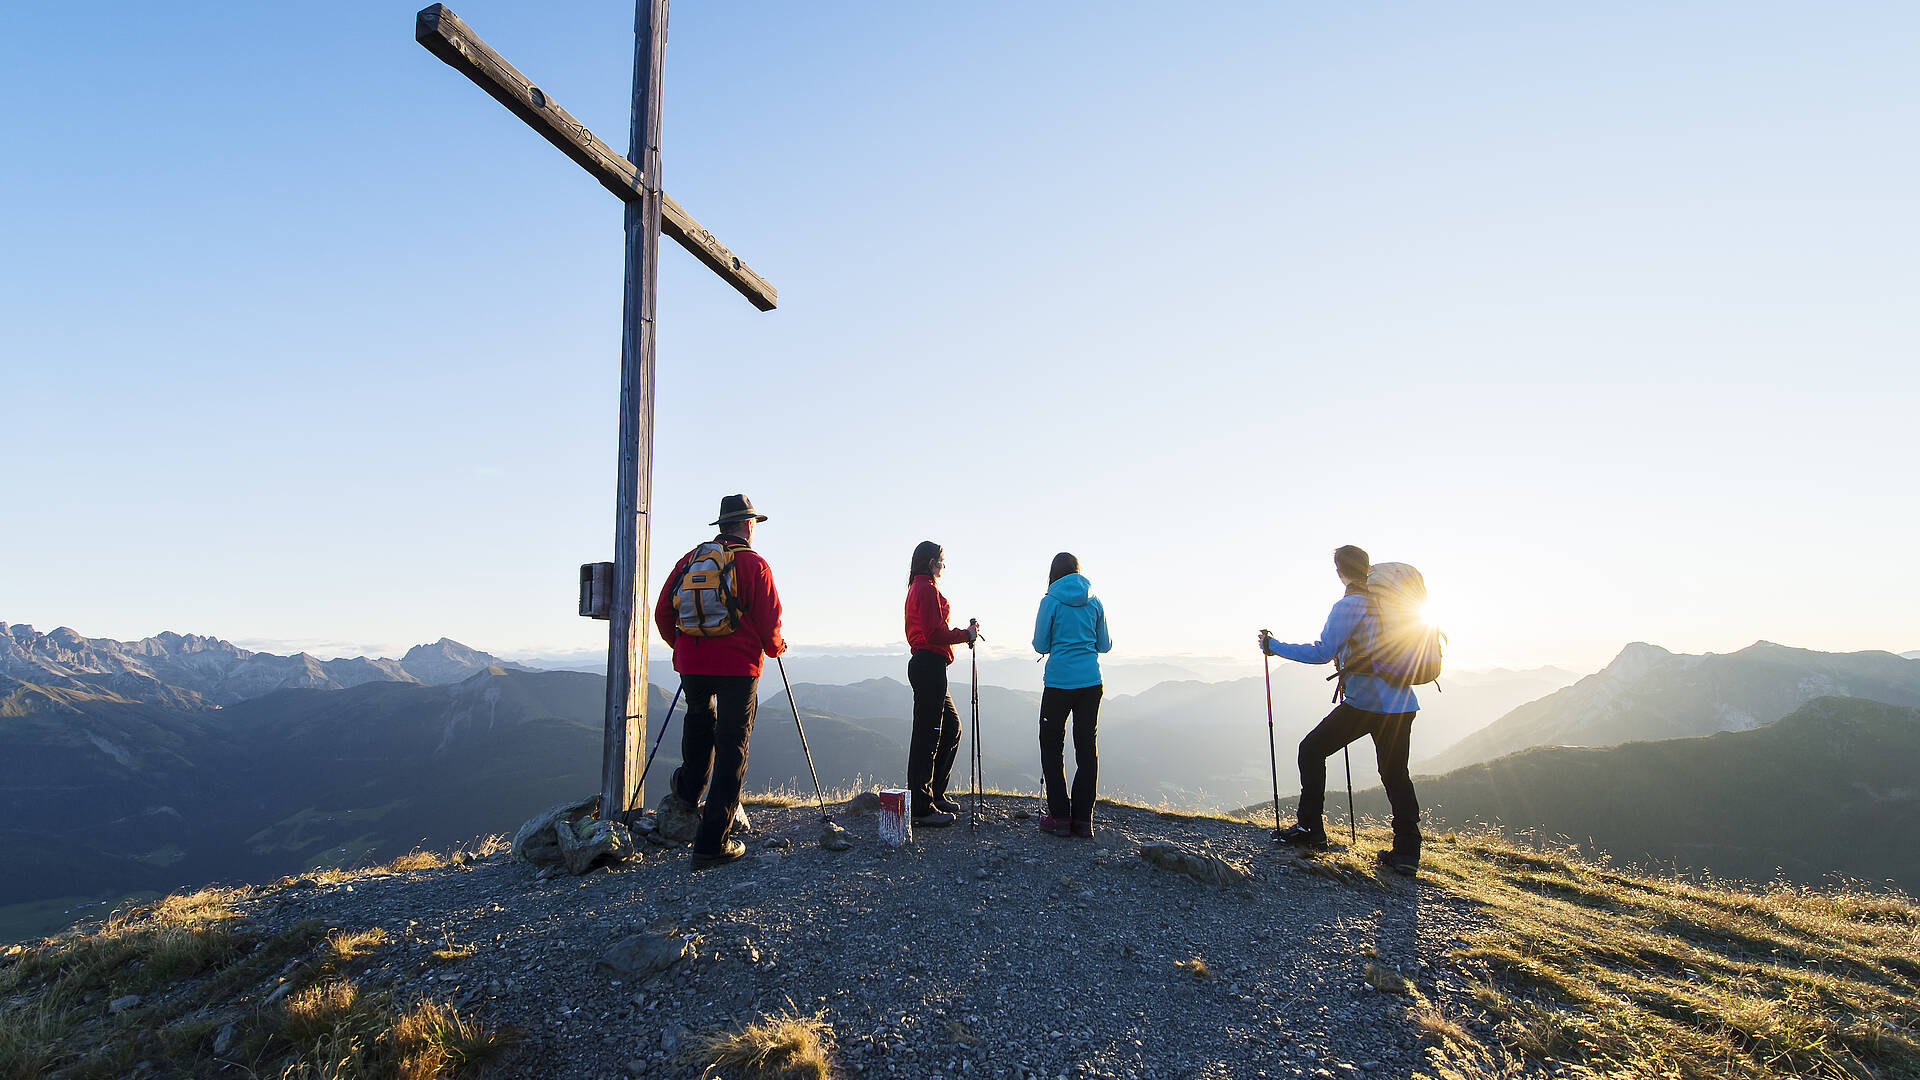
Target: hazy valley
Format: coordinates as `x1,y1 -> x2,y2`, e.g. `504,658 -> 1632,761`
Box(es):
5,621 -> 1918,943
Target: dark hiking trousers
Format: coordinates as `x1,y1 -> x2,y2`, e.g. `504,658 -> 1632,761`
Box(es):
1297,703 -> 1420,855
670,672 -> 758,854
1039,684 -> 1102,822
907,649 -> 963,815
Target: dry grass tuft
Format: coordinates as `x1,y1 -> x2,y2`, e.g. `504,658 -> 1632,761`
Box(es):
1174,956 -> 1214,980
281,977 -> 371,1045
696,1005 -> 838,1080
1364,961 -> 1413,994
375,849 -> 448,874
389,996 -> 516,1079
313,926 -> 388,981
463,834 -> 511,859
276,982 -> 513,1080
1411,1002 -> 1476,1049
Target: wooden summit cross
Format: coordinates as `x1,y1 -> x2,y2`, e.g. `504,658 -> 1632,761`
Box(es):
415,4 -> 777,821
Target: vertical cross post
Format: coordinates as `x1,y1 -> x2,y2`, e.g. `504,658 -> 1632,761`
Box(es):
603,0 -> 670,822
414,2 -> 776,823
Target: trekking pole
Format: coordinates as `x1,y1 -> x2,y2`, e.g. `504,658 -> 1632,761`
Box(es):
1343,746 -> 1357,846
774,656 -> 830,822
633,683 -> 685,803
1262,631 -> 1282,842
969,621 -> 983,833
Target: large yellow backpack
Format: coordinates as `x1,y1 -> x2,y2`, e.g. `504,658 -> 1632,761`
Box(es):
672,542 -> 741,638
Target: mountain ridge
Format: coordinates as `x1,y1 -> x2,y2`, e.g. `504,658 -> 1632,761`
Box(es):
0,623 -> 530,708
1421,639 -> 1920,773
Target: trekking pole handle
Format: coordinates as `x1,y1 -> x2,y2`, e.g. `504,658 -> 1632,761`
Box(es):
968,618 -> 983,646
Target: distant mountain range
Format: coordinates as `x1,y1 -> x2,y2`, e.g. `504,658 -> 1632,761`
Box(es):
0,624 -> 1566,942
1422,641 -> 1920,773
8,621 -> 1917,941
1331,697 -> 1920,891
764,662 -> 1579,809
529,649 -> 1271,699
0,624 -> 528,708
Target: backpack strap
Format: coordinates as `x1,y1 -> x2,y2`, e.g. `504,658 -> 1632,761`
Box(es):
715,539 -> 746,627
1329,585 -> 1375,702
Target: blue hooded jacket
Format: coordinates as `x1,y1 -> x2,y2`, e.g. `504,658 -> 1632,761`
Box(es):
1032,573 -> 1112,689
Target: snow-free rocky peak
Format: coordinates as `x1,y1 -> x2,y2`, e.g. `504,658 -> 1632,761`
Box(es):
401,637 -> 530,684
0,623 -> 525,708
1597,641 -> 1674,683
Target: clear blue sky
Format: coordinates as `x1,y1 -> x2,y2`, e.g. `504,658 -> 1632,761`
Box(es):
5,2 -> 1916,674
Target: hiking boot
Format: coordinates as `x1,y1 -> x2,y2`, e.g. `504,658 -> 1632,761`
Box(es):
912,809 -> 956,828
1038,814 -> 1072,836
1376,849 -> 1419,876
654,791 -> 701,847
932,795 -> 961,814
1071,819 -> 1094,839
1273,821 -> 1329,850
689,838 -> 747,870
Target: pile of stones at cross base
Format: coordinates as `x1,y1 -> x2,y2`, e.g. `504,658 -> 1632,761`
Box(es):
511,789 -> 865,880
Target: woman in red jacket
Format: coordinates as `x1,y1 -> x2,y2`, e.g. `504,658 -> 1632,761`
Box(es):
903,540 -> 976,826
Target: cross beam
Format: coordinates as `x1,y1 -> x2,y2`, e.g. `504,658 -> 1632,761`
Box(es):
417,6 -> 777,311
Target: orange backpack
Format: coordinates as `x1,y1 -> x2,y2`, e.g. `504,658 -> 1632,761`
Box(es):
672,542 -> 741,638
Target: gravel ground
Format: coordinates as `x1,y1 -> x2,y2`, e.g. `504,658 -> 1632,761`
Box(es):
241,795 -> 1550,1080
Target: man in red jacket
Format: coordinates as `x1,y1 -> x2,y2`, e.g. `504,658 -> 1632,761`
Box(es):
653,494 -> 785,869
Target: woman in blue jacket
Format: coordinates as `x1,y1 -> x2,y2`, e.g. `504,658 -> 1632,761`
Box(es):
1031,552 -> 1113,838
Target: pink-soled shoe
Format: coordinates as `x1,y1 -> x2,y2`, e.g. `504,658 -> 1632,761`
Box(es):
1071,819 -> 1094,839
1038,814 -> 1073,837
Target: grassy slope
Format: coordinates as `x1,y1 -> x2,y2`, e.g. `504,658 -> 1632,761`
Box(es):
1384,827 -> 1919,1080
0,846 -> 511,1080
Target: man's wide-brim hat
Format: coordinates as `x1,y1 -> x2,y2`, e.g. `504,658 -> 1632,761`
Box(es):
712,494 -> 768,525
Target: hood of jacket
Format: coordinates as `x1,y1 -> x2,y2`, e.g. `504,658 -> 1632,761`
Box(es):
1047,573 -> 1091,607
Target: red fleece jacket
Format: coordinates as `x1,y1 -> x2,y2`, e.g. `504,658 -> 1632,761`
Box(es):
653,537 -> 785,677
904,574 -> 971,664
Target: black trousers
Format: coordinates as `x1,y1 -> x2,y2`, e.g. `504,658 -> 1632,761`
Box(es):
1039,684 -> 1102,822
906,650 -> 963,815
1297,703 -> 1420,855
670,672 -> 758,853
